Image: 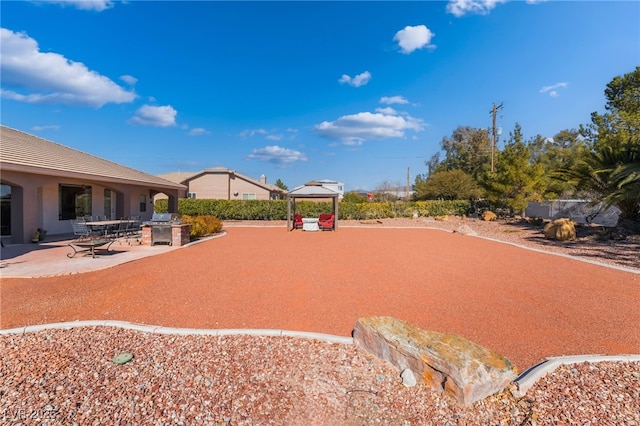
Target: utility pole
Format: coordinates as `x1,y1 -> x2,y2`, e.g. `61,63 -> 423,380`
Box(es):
490,102 -> 503,173
406,166 -> 410,201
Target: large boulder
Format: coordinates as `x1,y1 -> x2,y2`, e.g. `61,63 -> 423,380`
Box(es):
543,218 -> 576,241
353,316 -> 518,405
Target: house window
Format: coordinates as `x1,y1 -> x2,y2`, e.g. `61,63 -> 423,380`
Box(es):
242,193 -> 256,200
187,192 -> 197,199
59,184 -> 92,220
140,194 -> 147,212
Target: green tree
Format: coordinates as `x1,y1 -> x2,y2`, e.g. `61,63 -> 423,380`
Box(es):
440,126 -> 491,179
274,178 -> 288,191
528,129 -> 589,198
557,67 -> 640,225
480,124 -> 546,216
414,169 -> 480,200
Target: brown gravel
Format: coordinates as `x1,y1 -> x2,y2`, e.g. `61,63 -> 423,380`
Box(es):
1,217 -> 639,424
1,327 -> 638,425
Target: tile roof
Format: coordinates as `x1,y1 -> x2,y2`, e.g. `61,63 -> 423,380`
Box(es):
156,171 -> 198,184
0,126 -> 185,190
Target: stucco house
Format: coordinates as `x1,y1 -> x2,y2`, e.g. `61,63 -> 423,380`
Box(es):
0,126 -> 185,244
157,167 -> 285,201
315,179 -> 345,199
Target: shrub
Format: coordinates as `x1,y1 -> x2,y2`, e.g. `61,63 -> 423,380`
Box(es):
154,199 -> 471,221
180,215 -> 223,238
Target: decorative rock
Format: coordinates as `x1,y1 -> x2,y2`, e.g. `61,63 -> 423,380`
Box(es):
401,368 -> 417,387
543,218 -> 576,241
113,352 -> 134,365
455,224 -> 477,236
482,211 -> 497,221
353,316 -> 518,405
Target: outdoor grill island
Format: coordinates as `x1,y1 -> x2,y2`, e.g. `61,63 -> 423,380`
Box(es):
141,213 -> 191,246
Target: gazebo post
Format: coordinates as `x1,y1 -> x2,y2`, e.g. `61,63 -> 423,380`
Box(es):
287,196 -> 292,231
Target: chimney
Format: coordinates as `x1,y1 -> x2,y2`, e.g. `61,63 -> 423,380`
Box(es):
260,174 -> 267,184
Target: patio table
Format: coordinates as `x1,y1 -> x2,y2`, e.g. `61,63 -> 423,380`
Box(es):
86,220 -> 136,237
302,218 -> 319,231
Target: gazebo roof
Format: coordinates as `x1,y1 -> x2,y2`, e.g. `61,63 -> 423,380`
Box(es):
288,184 -> 339,198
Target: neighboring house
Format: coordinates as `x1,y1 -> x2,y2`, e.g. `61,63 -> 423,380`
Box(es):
316,179 -> 344,199
156,167 -> 285,201
0,126 -> 185,244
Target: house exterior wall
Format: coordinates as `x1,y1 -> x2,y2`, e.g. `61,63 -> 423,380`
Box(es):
230,176 -> 272,200
168,172 -> 274,200
189,173 -> 231,199
1,169 -> 178,243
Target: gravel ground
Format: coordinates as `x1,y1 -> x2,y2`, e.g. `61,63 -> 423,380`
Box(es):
2,217 -> 638,424
1,327 -> 638,425
338,217 -> 640,272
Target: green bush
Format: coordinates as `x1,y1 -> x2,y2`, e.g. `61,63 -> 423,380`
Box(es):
154,199 -> 470,221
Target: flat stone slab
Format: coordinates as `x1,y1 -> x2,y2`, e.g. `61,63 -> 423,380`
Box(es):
353,316 -> 518,405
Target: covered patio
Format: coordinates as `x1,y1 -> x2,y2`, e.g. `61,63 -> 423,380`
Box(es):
286,182 -> 339,231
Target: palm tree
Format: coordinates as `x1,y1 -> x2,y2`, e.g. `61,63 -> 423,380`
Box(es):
555,143 -> 640,224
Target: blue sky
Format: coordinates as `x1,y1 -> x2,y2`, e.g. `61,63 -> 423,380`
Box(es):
1,0 -> 638,191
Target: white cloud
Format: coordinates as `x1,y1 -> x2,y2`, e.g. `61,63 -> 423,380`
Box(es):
246,146 -> 308,164
446,0 -> 508,17
393,25 -> 436,54
380,96 -> 409,105
375,107 -> 398,115
540,82 -> 568,97
187,127 -> 209,136
0,28 -> 136,107
526,0 -> 547,4
129,105 -> 177,127
266,134 -> 283,141
34,0 -> 114,11
338,71 -> 372,87
314,111 -> 425,146
120,75 -> 137,86
239,128 -> 268,138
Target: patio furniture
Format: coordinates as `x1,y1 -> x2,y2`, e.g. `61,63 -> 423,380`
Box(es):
302,217 -> 319,231
318,214 -> 335,231
67,238 -> 115,259
293,214 -> 303,229
71,219 -> 98,237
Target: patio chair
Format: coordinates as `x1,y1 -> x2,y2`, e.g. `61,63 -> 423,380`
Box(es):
318,214 -> 335,231
71,219 -> 93,238
293,214 -> 303,229
113,219 -> 129,238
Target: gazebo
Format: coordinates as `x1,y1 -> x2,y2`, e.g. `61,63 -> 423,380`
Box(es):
286,181 -> 339,231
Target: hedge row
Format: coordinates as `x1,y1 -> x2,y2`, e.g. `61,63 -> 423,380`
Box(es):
155,199 -> 471,220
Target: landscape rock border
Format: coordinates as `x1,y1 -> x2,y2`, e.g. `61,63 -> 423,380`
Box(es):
4,320 -> 635,401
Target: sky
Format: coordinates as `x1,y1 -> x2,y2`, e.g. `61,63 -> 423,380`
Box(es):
1,0 -> 639,192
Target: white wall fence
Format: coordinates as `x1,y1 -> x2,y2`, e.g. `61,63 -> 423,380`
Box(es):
525,200 -> 620,226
